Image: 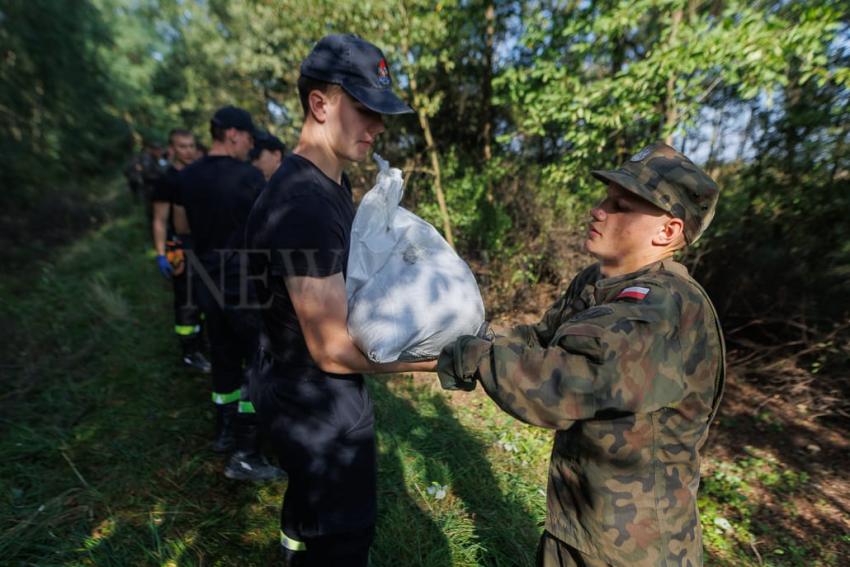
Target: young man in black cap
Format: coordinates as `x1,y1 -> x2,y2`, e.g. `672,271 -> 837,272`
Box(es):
250,130 -> 286,181
150,128 -> 210,374
172,106 -> 284,482
246,34 -> 435,565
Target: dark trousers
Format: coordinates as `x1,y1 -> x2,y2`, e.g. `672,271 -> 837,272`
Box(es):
280,525 -> 374,567
172,270 -> 203,355
251,352 -> 377,566
193,277 -> 260,422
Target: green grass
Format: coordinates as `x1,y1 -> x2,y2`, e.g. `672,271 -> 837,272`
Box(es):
1,179 -> 845,565
0,179 -> 548,566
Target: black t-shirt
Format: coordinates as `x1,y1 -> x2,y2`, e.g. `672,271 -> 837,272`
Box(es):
246,153 -> 356,379
150,164 -> 178,204
175,155 -> 265,269
150,165 -> 179,234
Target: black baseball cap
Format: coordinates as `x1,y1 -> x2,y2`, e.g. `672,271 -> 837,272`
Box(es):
249,130 -> 286,161
210,105 -> 259,136
300,34 -> 414,115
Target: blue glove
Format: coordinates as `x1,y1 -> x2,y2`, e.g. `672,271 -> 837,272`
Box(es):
156,254 -> 173,280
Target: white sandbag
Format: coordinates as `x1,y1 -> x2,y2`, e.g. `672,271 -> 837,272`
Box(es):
346,154 -> 485,362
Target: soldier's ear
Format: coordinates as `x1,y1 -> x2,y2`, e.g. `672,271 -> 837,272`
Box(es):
654,217 -> 684,247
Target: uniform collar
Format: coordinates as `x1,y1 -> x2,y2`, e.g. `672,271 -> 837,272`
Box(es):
592,259 -> 689,302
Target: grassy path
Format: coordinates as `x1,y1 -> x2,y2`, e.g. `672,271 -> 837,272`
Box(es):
0,183 -> 549,566
1,180 -> 846,565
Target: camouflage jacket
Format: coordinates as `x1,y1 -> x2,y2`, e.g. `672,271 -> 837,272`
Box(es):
473,260 -> 725,566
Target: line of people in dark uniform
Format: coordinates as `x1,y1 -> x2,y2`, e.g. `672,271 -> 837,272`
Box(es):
126,121 -> 288,482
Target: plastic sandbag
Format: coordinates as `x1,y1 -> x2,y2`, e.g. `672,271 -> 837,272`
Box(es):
346,154 -> 485,362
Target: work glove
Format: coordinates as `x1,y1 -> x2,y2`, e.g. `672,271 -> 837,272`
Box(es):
156,254 -> 173,280
436,335 -> 492,392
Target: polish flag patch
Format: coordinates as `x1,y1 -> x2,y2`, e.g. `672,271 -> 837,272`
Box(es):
617,286 -> 650,301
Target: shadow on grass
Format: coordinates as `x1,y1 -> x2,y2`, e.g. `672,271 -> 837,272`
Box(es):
371,380 -> 541,567
700,376 -> 850,566
0,197 -> 542,565
0,206 -> 283,565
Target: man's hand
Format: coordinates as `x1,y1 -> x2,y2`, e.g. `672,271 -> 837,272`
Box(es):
156,254 -> 173,280
436,335 -> 492,391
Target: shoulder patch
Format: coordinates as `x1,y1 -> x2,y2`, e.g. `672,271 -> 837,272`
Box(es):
616,286 -> 650,301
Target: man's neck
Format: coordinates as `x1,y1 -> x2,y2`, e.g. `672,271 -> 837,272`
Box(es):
208,141 -> 234,158
293,121 -> 347,185
599,250 -> 674,278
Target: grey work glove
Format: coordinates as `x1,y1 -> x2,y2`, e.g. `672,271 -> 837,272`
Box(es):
436,335 -> 492,392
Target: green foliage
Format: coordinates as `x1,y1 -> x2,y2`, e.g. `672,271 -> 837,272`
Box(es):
496,0 -> 846,213
0,0 -> 132,205
6,2 -> 847,321
695,25 -> 850,324
697,451 -> 824,566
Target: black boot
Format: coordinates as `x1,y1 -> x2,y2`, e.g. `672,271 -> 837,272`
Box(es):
224,450 -> 285,481
223,413 -> 285,482
182,350 -> 211,373
180,335 -> 211,373
212,403 -> 237,453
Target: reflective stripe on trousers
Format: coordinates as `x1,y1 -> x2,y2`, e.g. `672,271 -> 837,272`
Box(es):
174,324 -> 200,336
280,530 -> 306,552
211,389 -> 240,405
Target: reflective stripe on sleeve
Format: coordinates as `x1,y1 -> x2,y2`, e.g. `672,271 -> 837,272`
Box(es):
280,530 -> 306,551
174,324 -> 201,336
211,389 -> 240,405
238,401 -> 256,414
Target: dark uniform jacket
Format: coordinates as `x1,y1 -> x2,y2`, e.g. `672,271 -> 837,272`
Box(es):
472,259 -> 725,565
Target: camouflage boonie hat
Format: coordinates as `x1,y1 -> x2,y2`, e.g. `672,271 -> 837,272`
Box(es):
591,142 -> 719,243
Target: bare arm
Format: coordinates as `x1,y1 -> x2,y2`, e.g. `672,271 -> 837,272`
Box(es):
285,272 -> 437,375
151,202 -> 170,255
172,204 -> 190,235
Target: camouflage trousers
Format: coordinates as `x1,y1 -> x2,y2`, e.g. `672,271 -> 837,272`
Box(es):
536,532 -> 612,567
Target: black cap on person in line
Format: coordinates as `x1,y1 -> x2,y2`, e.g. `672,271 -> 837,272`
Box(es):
210,105 -> 259,136
249,130 -> 286,161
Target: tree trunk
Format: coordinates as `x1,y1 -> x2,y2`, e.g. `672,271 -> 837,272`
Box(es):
482,2 -> 495,203
398,7 -> 455,247
829,100 -> 849,183
610,30 -> 626,159
417,101 -> 455,248
783,64 -> 803,186
663,8 -> 683,145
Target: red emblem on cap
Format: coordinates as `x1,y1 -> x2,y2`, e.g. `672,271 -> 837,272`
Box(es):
377,59 -> 391,86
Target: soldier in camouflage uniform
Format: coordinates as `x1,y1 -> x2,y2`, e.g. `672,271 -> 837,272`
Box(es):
437,142 -> 726,566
